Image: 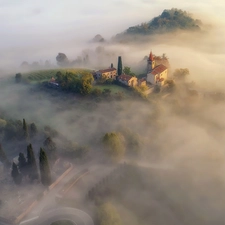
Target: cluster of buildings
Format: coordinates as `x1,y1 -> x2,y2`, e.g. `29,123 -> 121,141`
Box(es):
48,51 -> 169,89
93,51 -> 168,87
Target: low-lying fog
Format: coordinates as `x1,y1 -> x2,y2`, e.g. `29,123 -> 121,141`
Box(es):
1,0 -> 225,224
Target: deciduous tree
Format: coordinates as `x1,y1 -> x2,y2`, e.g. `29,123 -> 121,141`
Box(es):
102,132 -> 125,161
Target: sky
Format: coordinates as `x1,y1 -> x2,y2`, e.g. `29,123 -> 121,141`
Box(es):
0,0 -> 225,68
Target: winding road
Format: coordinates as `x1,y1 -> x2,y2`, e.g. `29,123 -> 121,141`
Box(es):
20,207 -> 94,225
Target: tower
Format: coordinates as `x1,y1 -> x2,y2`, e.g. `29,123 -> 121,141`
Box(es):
147,51 -> 155,72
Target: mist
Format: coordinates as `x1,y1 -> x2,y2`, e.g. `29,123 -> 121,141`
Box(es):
1,0 -> 225,225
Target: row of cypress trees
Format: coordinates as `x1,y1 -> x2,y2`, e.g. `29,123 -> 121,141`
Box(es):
11,144 -> 51,186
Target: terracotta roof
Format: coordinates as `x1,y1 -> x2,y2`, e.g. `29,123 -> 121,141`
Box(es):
118,74 -> 133,82
98,68 -> 117,73
139,77 -> 146,82
151,64 -> 167,76
149,51 -> 154,61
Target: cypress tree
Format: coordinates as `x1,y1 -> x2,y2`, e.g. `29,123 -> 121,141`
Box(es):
23,118 -> 29,142
39,148 -> 51,186
30,123 -> 38,138
27,144 -> 38,180
43,137 -> 57,160
11,162 -> 22,185
117,56 -> 123,76
18,152 -> 27,174
0,144 -> 8,163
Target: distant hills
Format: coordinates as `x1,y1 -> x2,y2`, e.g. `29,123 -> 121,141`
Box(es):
113,8 -> 202,41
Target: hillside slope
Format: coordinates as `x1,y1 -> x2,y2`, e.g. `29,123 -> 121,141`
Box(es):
114,8 -> 202,41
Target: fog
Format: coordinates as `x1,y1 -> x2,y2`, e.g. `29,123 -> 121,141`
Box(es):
1,0 -> 225,225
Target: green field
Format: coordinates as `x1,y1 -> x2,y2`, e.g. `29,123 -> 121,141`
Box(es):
93,84 -> 131,96
22,68 -> 92,83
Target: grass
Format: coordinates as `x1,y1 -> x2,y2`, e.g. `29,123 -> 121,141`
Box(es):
94,84 -> 131,96
22,68 -> 92,83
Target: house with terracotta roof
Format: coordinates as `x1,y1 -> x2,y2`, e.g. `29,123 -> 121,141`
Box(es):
147,51 -> 168,85
118,74 -> 138,87
95,67 -> 117,80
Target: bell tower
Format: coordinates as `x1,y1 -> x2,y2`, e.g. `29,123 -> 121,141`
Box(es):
147,51 -> 155,72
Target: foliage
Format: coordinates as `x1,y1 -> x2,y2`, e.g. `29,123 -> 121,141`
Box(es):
173,68 -> 189,81
117,56 -> 123,76
18,152 -> 27,173
55,71 -> 93,95
121,129 -> 142,155
56,53 -> 69,67
97,202 -> 122,225
51,221 -> 74,225
22,68 -> 91,83
15,73 -> 22,83
4,119 -> 23,141
30,123 -> 38,138
27,144 -> 39,180
0,144 -> 8,163
117,8 -> 201,38
11,162 -> 22,185
39,147 -> 51,186
123,66 -> 135,76
43,137 -> 57,160
102,132 -> 125,161
23,118 -> 29,142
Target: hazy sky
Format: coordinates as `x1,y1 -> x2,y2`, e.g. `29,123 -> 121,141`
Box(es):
0,0 -> 224,68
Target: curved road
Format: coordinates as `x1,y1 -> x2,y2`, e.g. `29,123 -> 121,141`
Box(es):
21,207 -> 94,225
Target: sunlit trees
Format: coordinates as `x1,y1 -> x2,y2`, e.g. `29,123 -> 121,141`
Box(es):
102,132 -> 125,161
123,66 -> 135,76
39,148 -> 51,186
11,162 -> 22,185
98,203 -> 122,225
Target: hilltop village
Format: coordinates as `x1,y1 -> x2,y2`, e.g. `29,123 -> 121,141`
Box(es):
47,50 -> 171,97
92,51 -> 169,87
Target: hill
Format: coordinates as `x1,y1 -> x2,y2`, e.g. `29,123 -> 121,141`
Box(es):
114,8 -> 202,41
22,68 -> 92,83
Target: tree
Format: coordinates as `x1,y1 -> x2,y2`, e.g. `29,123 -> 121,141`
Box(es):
0,144 -> 8,163
43,137 -> 57,160
56,53 -> 69,67
173,68 -> 190,81
98,203 -> 122,225
23,119 -> 29,142
15,73 -> 22,83
30,123 -> 38,138
27,144 -> 38,180
117,56 -> 123,76
39,148 -> 51,186
79,73 -> 94,95
123,66 -> 135,76
18,152 -> 27,173
102,132 -> 125,161
11,162 -> 22,185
